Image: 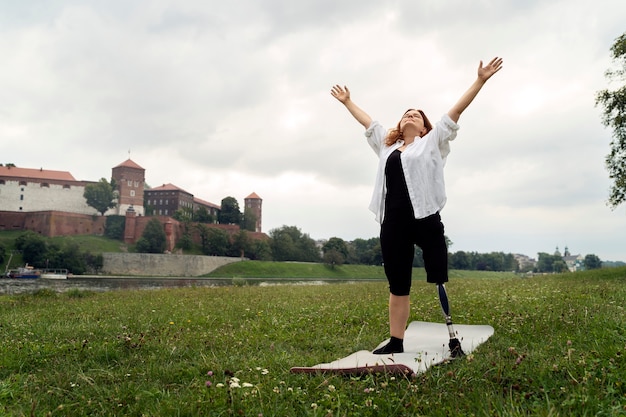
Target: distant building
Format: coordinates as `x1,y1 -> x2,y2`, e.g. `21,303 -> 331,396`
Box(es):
0,165 -> 98,215
144,183 -> 221,220
244,192 -> 262,233
111,159 -> 145,216
1,160 -> 263,236
193,196 -> 221,219
145,183 -> 195,217
513,253 -> 536,271
562,246 -> 584,272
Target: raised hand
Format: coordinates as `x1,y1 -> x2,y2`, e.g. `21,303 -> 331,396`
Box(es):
331,85 -> 351,104
477,57 -> 503,82
330,84 -> 372,129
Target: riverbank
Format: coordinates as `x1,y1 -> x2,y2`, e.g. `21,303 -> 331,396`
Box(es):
1,267 -> 625,415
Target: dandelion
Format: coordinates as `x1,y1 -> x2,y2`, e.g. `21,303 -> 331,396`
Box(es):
169,321 -> 174,325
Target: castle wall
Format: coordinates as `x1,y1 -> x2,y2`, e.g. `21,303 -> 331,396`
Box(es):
101,252 -> 243,276
0,179 -> 98,215
0,210 -> 106,236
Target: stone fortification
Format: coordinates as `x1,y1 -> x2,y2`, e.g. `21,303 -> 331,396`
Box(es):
101,253 -> 243,277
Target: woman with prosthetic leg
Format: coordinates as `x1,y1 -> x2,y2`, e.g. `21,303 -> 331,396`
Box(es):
331,57 -> 503,357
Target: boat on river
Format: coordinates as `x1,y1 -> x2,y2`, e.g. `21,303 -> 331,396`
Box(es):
40,269 -> 69,280
6,265 -> 41,279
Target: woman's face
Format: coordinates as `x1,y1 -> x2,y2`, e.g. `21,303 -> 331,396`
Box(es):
400,110 -> 427,136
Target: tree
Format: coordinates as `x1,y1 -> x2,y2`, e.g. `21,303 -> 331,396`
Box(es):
537,252 -> 567,273
250,239 -> 272,261
322,237 -> 349,261
105,215 -> 126,240
242,207 -> 257,232
194,206 -> 214,224
323,250 -> 344,269
135,218 -> 167,253
84,178 -> 118,215
596,32 -> 626,208
449,251 -> 471,270
584,254 -> 602,270
46,242 -> 88,274
322,237 -> 348,267
218,197 -> 241,225
15,231 -> 47,267
347,238 -> 382,266
196,224 -> 231,256
269,225 -> 320,262
232,230 -> 250,257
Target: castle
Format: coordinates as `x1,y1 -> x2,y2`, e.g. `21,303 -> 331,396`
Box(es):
0,159 -> 263,247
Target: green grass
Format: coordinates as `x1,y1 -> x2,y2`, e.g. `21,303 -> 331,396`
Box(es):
205,260 -> 387,279
205,260 -> 518,280
1,267 -> 625,416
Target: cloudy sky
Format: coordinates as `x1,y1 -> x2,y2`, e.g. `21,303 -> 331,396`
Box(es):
1,0 -> 625,262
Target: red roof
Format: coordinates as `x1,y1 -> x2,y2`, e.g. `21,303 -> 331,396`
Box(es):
245,192 -> 262,200
0,166 -> 76,181
193,197 -> 221,209
114,159 -> 144,170
147,183 -> 193,194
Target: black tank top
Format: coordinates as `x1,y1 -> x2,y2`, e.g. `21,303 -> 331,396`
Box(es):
384,149 -> 414,222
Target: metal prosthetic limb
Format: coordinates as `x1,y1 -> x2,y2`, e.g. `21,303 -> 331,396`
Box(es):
437,284 -> 465,358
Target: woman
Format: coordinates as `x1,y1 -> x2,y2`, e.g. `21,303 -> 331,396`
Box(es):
331,57 -> 503,355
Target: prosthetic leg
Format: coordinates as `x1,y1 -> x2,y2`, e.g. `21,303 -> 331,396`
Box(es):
437,283 -> 465,358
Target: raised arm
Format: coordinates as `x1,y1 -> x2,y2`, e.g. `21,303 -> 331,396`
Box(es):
331,85 -> 373,129
447,57 -> 503,123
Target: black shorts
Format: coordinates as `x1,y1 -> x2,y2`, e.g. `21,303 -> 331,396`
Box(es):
380,212 -> 448,296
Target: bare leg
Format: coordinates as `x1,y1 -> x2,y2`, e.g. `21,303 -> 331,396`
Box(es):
373,293 -> 409,354
437,284 -> 465,357
389,294 -> 410,339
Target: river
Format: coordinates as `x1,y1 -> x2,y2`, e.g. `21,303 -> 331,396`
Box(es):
0,277 -> 366,295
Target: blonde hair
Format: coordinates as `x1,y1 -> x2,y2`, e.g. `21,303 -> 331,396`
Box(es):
384,109 -> 433,146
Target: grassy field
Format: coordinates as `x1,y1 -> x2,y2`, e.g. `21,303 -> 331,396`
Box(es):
1,266 -> 625,416
204,261 -> 518,281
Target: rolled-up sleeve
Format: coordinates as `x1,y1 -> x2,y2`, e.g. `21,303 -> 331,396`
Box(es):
434,114 -> 460,161
365,121 -> 386,156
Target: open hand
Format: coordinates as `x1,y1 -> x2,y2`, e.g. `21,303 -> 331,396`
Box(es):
331,85 -> 351,104
477,57 -> 503,82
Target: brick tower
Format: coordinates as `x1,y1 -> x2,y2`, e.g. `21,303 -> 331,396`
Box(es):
111,159 -> 145,216
244,192 -> 262,233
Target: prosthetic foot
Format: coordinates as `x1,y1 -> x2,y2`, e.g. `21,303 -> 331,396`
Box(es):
437,284 -> 465,358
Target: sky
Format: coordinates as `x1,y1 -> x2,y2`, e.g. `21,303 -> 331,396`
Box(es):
1,0 -> 625,262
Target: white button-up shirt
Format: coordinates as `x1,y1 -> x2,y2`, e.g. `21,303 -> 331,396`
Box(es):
365,114 -> 459,223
